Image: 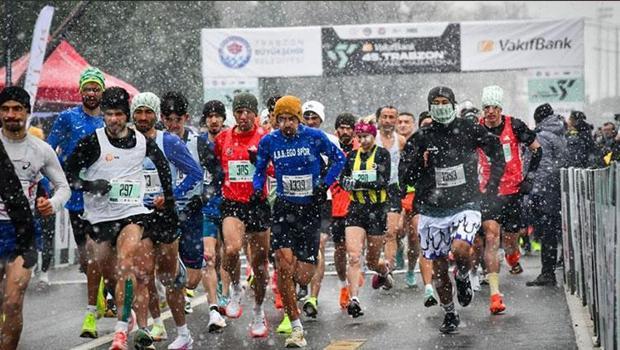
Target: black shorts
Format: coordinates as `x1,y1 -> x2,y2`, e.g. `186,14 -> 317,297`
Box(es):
329,217 -> 346,244
69,210 -> 93,247
145,209 -> 181,245
91,214 -> 150,246
271,198 -> 321,265
481,193 -> 526,232
319,201 -> 332,234
221,199 -> 271,233
346,202 -> 387,235
387,184 -> 402,213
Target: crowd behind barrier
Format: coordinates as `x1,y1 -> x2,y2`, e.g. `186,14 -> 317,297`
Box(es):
561,163 -> 619,349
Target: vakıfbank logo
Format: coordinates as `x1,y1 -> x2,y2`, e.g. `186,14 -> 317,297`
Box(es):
478,40 -> 495,53
219,36 -> 252,69
326,42 -> 359,69
478,37 -> 572,53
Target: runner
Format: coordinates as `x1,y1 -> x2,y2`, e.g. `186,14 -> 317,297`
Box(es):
400,86 -> 505,333
253,95 -> 345,348
0,87 -> 70,349
477,85 -> 541,313
375,106 -> 406,283
339,121 -> 392,318
161,93 -> 226,332
214,93 -> 271,338
64,87 -> 177,350
130,92 -> 202,349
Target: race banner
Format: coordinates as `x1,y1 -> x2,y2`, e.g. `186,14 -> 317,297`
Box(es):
322,22 -> 460,76
527,67 -> 585,123
203,77 -> 260,127
201,27 -> 322,78
461,18 -> 584,71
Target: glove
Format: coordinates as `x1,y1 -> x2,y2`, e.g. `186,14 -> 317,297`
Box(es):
84,179 -> 111,196
15,246 -> 37,269
519,178 -> 534,195
340,177 -> 356,192
313,183 -> 328,205
249,190 -> 265,205
248,149 -> 258,165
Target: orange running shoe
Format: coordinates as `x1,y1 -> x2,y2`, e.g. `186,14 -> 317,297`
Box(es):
274,289 -> 284,309
489,293 -> 506,314
339,287 -> 350,309
109,330 -> 128,350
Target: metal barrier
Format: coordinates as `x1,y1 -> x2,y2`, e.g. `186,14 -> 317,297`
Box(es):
561,163 -> 618,349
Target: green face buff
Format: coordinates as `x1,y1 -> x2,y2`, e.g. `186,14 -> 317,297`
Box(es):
122,278 -> 133,322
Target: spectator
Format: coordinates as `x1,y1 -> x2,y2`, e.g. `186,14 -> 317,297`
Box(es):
598,121 -> 617,155
565,111 -> 600,168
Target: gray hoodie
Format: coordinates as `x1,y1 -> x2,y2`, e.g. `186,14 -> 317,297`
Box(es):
529,114 -> 567,202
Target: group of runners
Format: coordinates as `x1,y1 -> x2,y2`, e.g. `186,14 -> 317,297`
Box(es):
0,66 -> 556,349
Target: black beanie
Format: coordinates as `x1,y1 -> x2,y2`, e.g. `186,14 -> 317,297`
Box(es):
534,103 -> 554,124
0,86 -> 31,113
232,93 -> 258,114
418,111 -> 432,127
101,87 -> 130,118
202,100 -> 226,120
161,91 -> 189,117
427,86 -> 456,109
334,112 -> 356,129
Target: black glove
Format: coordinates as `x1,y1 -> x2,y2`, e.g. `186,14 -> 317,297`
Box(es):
519,178 -> 533,195
313,183 -> 328,205
248,149 -> 258,165
249,190 -> 265,205
84,179 -> 111,196
15,246 -> 37,269
340,177 -> 356,192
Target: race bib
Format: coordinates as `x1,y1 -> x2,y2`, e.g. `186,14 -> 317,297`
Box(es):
282,174 -> 313,197
109,179 -> 143,204
435,164 -> 466,188
502,143 -> 512,162
352,169 -> 377,183
143,170 -> 162,194
228,160 -> 255,182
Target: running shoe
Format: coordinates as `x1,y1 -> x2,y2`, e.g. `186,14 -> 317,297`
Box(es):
338,287 -> 350,309
303,297 -> 318,318
167,333 -> 193,350
105,296 -> 118,318
371,272 -> 394,290
277,315 -> 292,334
285,326 -> 307,348
218,295 -> 229,315
347,298 -> 364,318
405,270 -> 417,288
439,312 -> 460,334
96,278 -> 106,319
109,330 -> 128,350
80,312 -> 98,338
297,285 -> 308,301
424,286 -> 438,308
225,288 -> 243,318
150,323 -> 168,342
133,328 -> 154,350
509,263 -> 524,275
185,289 -> 195,298
184,296 -> 193,314
249,312 -> 268,338
489,293 -> 506,314
470,270 -> 481,292
274,289 -> 284,309
159,297 -> 168,311
395,244 -> 405,270
454,270 -> 474,307
208,309 -> 227,333
531,239 -> 542,252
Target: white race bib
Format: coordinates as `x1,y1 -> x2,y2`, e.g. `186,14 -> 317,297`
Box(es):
143,170 -> 162,194
435,164 -> 466,188
352,169 -> 377,183
502,143 -> 513,162
282,174 -> 313,197
109,179 -> 143,204
228,160 -> 255,182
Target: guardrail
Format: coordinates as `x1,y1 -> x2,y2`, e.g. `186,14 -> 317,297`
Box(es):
561,163 -> 618,349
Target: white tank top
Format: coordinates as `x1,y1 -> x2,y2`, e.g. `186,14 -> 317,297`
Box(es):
375,131 -> 400,185
82,128 -> 151,224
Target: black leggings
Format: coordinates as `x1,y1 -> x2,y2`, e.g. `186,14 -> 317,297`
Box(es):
530,194 -> 561,274
39,214 -> 55,273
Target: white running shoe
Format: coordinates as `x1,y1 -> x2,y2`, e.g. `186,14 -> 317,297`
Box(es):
150,323 -> 168,341
285,326 -> 307,348
184,296 -> 193,314
470,270 -> 481,292
249,312 -> 268,338
167,333 -> 193,350
225,287 -> 243,318
208,309 -> 227,332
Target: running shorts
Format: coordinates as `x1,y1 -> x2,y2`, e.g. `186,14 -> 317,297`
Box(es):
418,210 -> 481,260
271,198 -> 321,265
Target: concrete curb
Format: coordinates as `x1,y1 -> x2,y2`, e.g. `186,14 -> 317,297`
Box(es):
564,287 -> 598,350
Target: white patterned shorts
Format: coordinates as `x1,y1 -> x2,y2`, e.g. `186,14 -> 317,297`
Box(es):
418,210 -> 481,260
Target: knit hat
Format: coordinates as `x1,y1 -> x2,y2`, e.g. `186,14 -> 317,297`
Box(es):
427,86 -> 456,109
335,113 -> 356,129
101,87 -> 130,117
0,86 -> 31,113
202,100 -> 226,120
481,85 -> 504,109
354,121 -> 377,137
79,67 -> 105,91
273,95 -> 303,122
534,103 -> 554,124
131,92 -> 161,118
302,100 -> 325,121
161,91 -> 188,117
232,93 -> 258,114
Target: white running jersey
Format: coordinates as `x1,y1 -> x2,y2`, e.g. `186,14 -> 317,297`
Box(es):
0,131 -> 71,220
82,128 -> 151,224
376,131 -> 400,185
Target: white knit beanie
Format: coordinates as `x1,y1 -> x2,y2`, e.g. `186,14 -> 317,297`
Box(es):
131,92 -> 161,118
481,85 -> 504,109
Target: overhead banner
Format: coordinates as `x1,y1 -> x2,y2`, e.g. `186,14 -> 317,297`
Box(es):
461,18 -> 584,71
201,27 -> 322,78
527,67 -> 585,122
203,77 -> 260,127
322,22 -> 460,76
